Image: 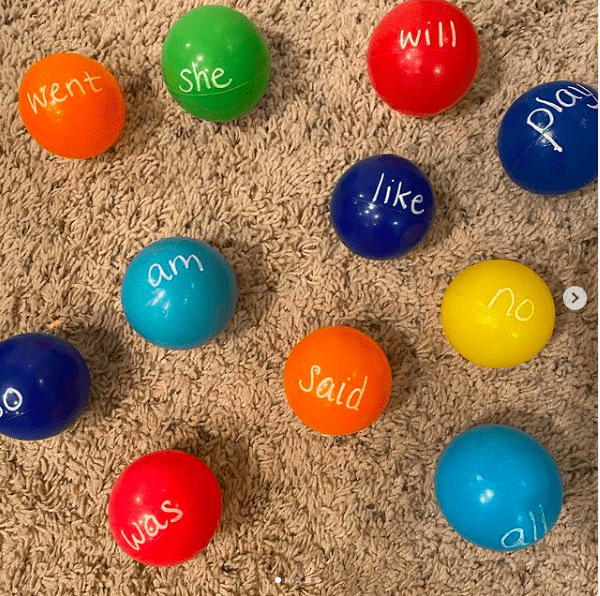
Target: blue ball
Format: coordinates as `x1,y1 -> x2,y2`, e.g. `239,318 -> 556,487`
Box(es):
121,237 -> 238,349
435,424 -> 563,551
330,154 -> 435,260
498,81 -> 598,195
0,333 -> 90,440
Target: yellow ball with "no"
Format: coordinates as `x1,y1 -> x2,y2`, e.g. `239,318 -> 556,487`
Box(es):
441,260 -> 555,368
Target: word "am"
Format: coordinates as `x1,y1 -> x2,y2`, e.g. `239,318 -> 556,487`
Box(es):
147,254 -> 204,288
399,20 -> 457,50
121,499 -> 184,551
26,71 -> 104,115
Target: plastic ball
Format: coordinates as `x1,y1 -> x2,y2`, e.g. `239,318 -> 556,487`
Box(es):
108,449 -> 222,566
18,53 -> 126,159
330,154 -> 435,259
161,5 -> 271,122
498,81 -> 598,195
435,424 -> 563,551
367,0 -> 480,117
441,260 -> 555,368
0,333 -> 90,440
121,237 -> 237,350
283,326 -> 392,435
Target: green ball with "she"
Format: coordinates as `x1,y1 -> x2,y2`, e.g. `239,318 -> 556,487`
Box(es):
161,5 -> 271,122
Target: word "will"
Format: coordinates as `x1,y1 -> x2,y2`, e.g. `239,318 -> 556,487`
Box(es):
299,365 -> 367,411
178,64 -> 233,93
501,503 -> 549,549
121,499 -> 184,551
527,83 -> 598,153
370,173 -> 426,215
147,254 -> 204,288
26,72 -> 104,114
399,21 -> 457,50
488,287 -> 534,322
0,387 -> 23,418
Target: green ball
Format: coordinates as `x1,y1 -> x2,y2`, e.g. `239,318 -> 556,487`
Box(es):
161,5 -> 271,122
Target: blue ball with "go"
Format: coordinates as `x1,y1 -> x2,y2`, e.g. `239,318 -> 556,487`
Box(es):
435,424 -> 563,551
498,81 -> 598,195
121,237 -> 238,349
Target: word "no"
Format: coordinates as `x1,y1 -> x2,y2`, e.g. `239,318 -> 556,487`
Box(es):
147,254 -> 204,288
0,387 -> 23,418
488,287 -> 534,322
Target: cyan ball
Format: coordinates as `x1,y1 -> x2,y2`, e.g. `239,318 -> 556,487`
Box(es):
435,424 -> 563,551
121,237 -> 238,349
0,333 -> 90,440
498,81 -> 598,195
330,154 -> 435,259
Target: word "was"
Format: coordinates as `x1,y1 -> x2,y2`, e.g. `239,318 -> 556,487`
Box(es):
121,499 -> 184,551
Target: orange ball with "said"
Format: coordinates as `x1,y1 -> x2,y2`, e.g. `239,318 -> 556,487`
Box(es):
19,53 -> 126,159
283,326 -> 392,435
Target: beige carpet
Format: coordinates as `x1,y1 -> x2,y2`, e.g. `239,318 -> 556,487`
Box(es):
0,0 -> 598,594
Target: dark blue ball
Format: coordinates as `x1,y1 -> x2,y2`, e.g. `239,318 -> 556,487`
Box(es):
330,154 -> 435,259
0,333 -> 90,440
498,81 -> 598,195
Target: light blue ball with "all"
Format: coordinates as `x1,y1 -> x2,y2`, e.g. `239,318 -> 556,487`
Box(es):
121,237 -> 238,349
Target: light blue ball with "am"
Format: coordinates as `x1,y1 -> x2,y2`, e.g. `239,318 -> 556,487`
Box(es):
121,237 -> 238,349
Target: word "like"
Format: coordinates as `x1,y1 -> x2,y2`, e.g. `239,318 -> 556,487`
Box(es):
527,83 -> 598,153
26,71 -> 104,115
299,365 -> 367,411
178,64 -> 233,93
0,387 -> 23,418
370,173 -> 426,215
121,499 -> 184,551
488,287 -> 534,322
147,254 -> 204,288
501,503 -> 549,549
399,20 -> 457,50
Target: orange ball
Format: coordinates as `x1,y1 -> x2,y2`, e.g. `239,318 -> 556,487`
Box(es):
283,326 -> 392,435
18,53 -> 126,159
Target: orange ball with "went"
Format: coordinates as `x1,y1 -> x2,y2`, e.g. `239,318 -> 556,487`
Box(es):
19,53 -> 126,159
283,326 -> 392,436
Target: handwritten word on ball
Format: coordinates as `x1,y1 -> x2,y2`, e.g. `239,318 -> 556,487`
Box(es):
161,5 -> 271,122
121,237 -> 238,350
498,81 -> 598,195
108,450 -> 222,566
19,53 -> 126,159
441,260 -> 555,368
367,0 -> 480,117
0,333 -> 90,440
284,326 -> 392,435
435,424 -> 562,551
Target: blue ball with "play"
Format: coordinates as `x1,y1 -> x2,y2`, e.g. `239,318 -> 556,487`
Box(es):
435,424 -> 563,551
498,81 -> 598,195
121,237 -> 238,349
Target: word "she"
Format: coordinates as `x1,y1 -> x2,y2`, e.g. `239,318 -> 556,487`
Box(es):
121,499 -> 183,551
370,173 -> 425,215
147,254 -> 204,288
299,365 -> 367,411
26,71 -> 104,115
399,20 -> 457,50
178,64 -> 233,93
527,83 -> 598,153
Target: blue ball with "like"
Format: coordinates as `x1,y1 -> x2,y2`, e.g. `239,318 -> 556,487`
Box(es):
435,424 -> 563,551
121,237 -> 238,349
498,81 -> 598,195
330,154 -> 435,260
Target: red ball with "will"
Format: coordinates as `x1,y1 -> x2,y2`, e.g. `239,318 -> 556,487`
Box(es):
367,0 -> 480,117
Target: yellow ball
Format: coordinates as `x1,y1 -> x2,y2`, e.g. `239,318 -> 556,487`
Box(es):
441,260 -> 555,368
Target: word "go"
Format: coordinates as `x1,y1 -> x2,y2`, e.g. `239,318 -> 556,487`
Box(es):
0,387 -> 23,417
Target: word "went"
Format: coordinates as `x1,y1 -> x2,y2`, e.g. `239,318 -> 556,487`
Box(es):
26,71 -> 103,114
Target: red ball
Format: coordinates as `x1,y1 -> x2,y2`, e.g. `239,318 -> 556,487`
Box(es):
108,450 -> 221,567
367,0 -> 480,117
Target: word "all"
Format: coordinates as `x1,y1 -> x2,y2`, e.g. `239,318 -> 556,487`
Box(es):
26,71 -> 104,114
299,365 -> 367,411
501,503 -> 549,549
121,499 -> 184,551
147,254 -> 204,288
399,21 -> 457,50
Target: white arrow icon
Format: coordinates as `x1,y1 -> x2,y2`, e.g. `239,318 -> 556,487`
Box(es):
563,286 -> 587,311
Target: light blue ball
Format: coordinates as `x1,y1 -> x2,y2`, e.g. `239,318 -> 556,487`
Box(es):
435,424 -> 563,551
121,237 -> 238,349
